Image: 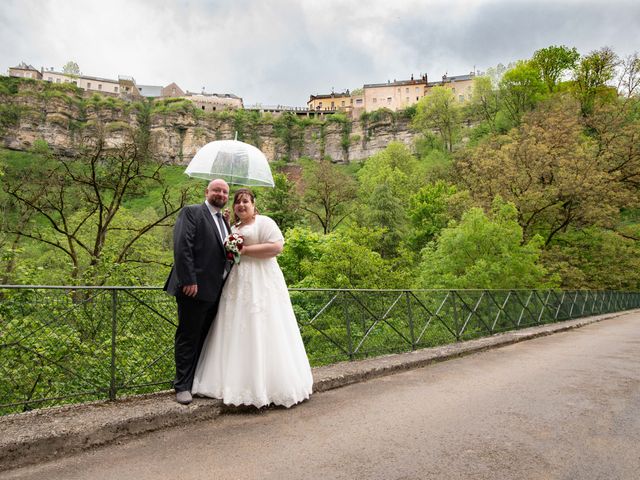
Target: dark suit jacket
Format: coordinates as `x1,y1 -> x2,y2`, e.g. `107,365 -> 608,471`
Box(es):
164,203 -> 230,302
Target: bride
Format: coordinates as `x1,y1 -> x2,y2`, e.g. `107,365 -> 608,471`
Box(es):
191,188 -> 313,407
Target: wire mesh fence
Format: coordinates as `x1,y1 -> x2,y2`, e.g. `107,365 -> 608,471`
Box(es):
1,286 -> 638,415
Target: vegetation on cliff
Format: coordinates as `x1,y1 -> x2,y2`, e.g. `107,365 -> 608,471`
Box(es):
0,45 -> 639,291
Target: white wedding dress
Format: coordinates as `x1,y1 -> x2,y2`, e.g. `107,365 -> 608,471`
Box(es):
191,215 -> 313,407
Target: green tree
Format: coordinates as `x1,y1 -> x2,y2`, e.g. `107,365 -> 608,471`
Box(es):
531,45 -> 580,93
300,159 -> 357,234
278,226 -> 322,285
499,60 -> 546,126
356,142 -> 426,257
542,227 -> 640,290
407,181 -> 470,251
469,75 -> 502,133
258,172 -> 302,232
456,96 -> 639,245
362,181 -> 406,258
572,47 -> 619,115
1,123 -> 193,284
62,61 -> 80,76
617,52 -> 640,98
300,232 -> 399,288
417,199 -> 554,289
358,142 -> 424,204
413,86 -> 461,152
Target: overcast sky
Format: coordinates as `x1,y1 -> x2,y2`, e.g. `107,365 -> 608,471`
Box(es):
1,0 -> 639,106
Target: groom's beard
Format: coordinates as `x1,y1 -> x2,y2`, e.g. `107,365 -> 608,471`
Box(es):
210,198 -> 226,209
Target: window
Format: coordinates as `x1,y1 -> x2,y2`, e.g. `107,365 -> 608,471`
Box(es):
98,84 -> 102,90
387,97 -> 392,104
114,87 -> 118,93
372,98 -> 377,104
341,101 -> 345,106
406,97 -> 410,103
56,79 -> 61,83
47,77 -> 53,82
355,99 -> 363,105
416,97 -> 419,101
405,87 -> 409,93
415,87 -> 420,92
87,82 -> 91,89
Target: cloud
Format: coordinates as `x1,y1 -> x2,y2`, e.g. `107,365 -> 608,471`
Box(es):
1,0 -> 639,105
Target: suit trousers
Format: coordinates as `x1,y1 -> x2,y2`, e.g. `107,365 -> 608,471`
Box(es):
173,294 -> 220,392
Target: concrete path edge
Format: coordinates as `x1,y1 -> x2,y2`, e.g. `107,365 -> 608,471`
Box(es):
1,310 -> 637,471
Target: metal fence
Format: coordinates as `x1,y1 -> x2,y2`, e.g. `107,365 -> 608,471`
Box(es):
1,286 -> 638,415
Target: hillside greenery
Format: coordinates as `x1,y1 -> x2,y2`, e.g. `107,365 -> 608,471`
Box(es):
1,45 -> 639,290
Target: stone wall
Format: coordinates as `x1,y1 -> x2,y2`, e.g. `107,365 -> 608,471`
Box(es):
0,81 -> 418,164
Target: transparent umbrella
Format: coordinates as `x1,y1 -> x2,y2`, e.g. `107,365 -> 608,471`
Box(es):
184,138 -> 274,187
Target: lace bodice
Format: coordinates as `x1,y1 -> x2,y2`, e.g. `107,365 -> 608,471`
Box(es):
232,215 -> 284,248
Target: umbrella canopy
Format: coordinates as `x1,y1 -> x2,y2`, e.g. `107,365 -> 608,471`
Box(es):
185,139 -> 275,187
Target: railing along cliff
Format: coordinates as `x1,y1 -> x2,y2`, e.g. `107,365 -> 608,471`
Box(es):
1,286 -> 638,415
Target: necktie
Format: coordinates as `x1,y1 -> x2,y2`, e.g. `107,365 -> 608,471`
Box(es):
214,212 -> 227,242
215,212 -> 232,277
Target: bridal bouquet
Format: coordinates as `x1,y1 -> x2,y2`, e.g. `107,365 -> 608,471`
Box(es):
224,232 -> 244,264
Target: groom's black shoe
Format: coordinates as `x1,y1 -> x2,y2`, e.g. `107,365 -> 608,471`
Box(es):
176,391 -> 193,405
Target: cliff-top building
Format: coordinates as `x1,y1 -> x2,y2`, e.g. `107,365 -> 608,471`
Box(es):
8,62 -> 42,80
426,73 -> 476,102
307,91 -> 352,112
363,74 -> 428,113
6,62 -> 239,107
184,91 -> 243,111
310,71 -> 479,116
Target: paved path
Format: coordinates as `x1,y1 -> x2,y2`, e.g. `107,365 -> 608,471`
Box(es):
3,312 -> 640,480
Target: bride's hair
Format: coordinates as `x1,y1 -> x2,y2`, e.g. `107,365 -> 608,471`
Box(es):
232,188 -> 258,224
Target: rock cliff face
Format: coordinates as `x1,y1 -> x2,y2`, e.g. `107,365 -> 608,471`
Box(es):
0,81 -> 418,164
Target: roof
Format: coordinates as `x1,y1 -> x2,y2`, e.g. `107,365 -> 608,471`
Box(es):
309,92 -> 351,101
11,62 -> 38,71
364,77 -> 427,88
185,91 -> 242,100
42,70 -> 120,84
427,73 -> 475,87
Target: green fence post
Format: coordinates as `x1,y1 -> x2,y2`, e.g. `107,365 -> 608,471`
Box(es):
452,291 -> 460,341
407,291 -> 415,350
109,289 -> 118,401
345,293 -> 354,361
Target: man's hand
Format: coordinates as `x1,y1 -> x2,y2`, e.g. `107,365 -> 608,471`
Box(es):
182,284 -> 198,297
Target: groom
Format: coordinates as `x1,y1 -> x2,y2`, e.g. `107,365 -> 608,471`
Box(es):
164,178 -> 231,405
